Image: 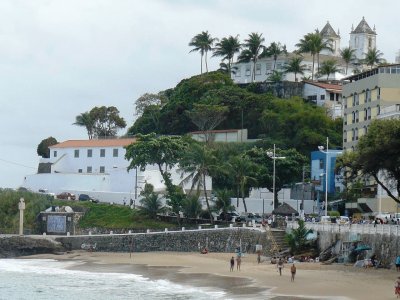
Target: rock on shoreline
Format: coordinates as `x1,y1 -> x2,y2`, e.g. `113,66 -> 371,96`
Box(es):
0,236 -> 65,258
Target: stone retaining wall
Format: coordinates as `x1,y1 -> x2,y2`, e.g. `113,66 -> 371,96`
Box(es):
55,228 -> 280,254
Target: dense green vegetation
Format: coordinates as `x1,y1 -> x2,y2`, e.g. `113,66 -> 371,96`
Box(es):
0,190 -> 174,233
129,71 -> 342,157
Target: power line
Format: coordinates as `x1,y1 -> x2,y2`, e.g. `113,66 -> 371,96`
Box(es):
0,158 -> 36,169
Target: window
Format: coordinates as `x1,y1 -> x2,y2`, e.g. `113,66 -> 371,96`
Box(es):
265,62 -> 273,72
343,130 -> 347,142
377,87 -> 381,99
308,95 -> 317,101
352,111 -> 356,123
320,95 -> 325,100
364,108 -> 368,120
100,166 -> 105,173
87,166 -> 92,173
367,107 -> 371,120
245,66 -> 251,76
344,114 -> 347,125
78,169 -> 82,173
368,37 -> 372,48
355,128 -> 359,140
319,159 -> 324,169
100,149 -> 105,157
74,150 -> 79,158
352,128 -> 355,141
356,110 -> 359,122
113,149 -> 118,157
235,66 -> 241,77
53,151 -> 57,158
255,64 -> 261,75
87,149 -> 92,157
377,105 -> 380,115
330,93 -> 334,101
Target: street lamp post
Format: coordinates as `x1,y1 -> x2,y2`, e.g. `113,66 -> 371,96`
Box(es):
318,137 -> 329,217
267,144 -> 286,209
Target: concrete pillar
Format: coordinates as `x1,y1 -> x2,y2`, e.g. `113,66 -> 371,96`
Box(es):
230,224 -> 233,228
165,228 -> 168,232
66,232 -> 70,236
110,231 -> 114,235
198,226 -> 202,230
182,227 -> 185,231
128,230 -> 132,234
18,198 -> 25,235
147,229 -> 150,233
89,231 -> 92,235
43,232 -> 46,236
242,223 -> 246,228
214,225 -> 218,229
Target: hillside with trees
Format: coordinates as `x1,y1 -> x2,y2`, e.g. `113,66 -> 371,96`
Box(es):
128,71 -> 342,156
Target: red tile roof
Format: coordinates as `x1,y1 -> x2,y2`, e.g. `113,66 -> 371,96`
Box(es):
304,81 -> 342,92
50,138 -> 136,148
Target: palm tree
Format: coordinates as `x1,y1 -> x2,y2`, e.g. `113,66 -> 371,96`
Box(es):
139,183 -> 164,218
212,35 -> 241,74
283,56 -> 306,82
238,32 -> 266,82
73,112 -> 94,139
214,189 -> 235,219
264,42 -> 287,70
296,31 -> 332,80
318,59 -> 339,80
363,48 -> 384,69
284,219 -> 313,254
189,31 -> 217,74
228,155 -> 258,213
179,143 -> 218,223
182,195 -> 202,218
340,47 -> 356,75
267,70 -> 284,82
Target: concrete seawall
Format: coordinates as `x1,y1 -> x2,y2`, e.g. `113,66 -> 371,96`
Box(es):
55,228 -> 280,254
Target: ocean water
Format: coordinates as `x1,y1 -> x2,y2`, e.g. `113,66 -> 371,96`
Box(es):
0,259 -> 228,300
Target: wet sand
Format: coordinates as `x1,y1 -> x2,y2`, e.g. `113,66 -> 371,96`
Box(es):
26,251 -> 397,299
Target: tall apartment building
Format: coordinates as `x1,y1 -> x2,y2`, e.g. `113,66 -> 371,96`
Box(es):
342,64 -> 400,151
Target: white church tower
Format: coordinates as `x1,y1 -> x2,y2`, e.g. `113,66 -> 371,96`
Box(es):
320,21 -> 341,56
349,17 -> 377,61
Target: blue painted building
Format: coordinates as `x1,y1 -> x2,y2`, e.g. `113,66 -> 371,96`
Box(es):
311,150 -> 344,195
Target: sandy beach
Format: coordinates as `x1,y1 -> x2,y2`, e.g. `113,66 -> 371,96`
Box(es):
26,251 -> 396,299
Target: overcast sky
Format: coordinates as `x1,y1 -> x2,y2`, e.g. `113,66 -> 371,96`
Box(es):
1,0 -> 399,188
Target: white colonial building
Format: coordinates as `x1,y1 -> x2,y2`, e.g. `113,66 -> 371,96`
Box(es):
22,138 -> 211,204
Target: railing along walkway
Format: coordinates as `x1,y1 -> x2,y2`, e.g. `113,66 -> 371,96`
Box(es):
287,221 -> 400,236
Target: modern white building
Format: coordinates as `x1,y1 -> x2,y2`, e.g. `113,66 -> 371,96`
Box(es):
22,138 -> 211,204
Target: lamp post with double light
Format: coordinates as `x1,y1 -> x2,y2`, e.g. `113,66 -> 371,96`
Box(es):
318,137 -> 329,217
267,144 -> 286,209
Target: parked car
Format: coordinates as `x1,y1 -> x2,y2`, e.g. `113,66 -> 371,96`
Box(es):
57,192 -> 76,200
79,194 -> 99,203
239,213 -> 256,223
337,216 -> 350,224
217,212 -> 239,222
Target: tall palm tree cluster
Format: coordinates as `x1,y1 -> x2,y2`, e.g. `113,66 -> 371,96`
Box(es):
189,30 -> 386,82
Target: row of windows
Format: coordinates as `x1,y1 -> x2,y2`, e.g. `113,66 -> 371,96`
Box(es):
344,106 -> 379,125
235,62 -> 314,77
67,148 -> 119,158
346,88 -> 380,108
78,166 -> 106,173
343,126 -> 368,142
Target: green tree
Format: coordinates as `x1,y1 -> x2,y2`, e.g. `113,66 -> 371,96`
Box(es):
318,59 -> 339,80
340,47 -> 356,75
125,133 -> 189,222
189,31 -> 217,74
336,119 -> 400,204
179,142 -> 218,222
89,106 -> 127,138
238,33 -> 266,82
182,195 -> 202,218
227,155 -> 258,212
135,92 -> 167,116
214,189 -> 235,218
186,104 -> 228,144
245,146 -> 307,208
139,183 -> 164,218
363,48 -> 384,69
212,35 -> 241,74
285,219 -> 313,254
73,112 -> 95,139
37,137 -> 58,158
264,42 -> 287,70
283,56 -> 306,82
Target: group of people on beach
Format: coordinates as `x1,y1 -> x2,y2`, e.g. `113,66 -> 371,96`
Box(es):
230,254 -> 242,271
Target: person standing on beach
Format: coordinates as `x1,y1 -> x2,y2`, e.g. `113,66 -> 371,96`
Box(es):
396,255 -> 400,272
277,258 -> 284,276
230,257 -> 235,272
236,255 -> 242,271
290,264 -> 296,282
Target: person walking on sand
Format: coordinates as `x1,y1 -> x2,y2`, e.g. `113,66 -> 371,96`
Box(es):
230,256 -> 235,272
277,258 -> 284,276
290,263 -> 296,282
236,255 -> 242,271
395,277 -> 400,298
